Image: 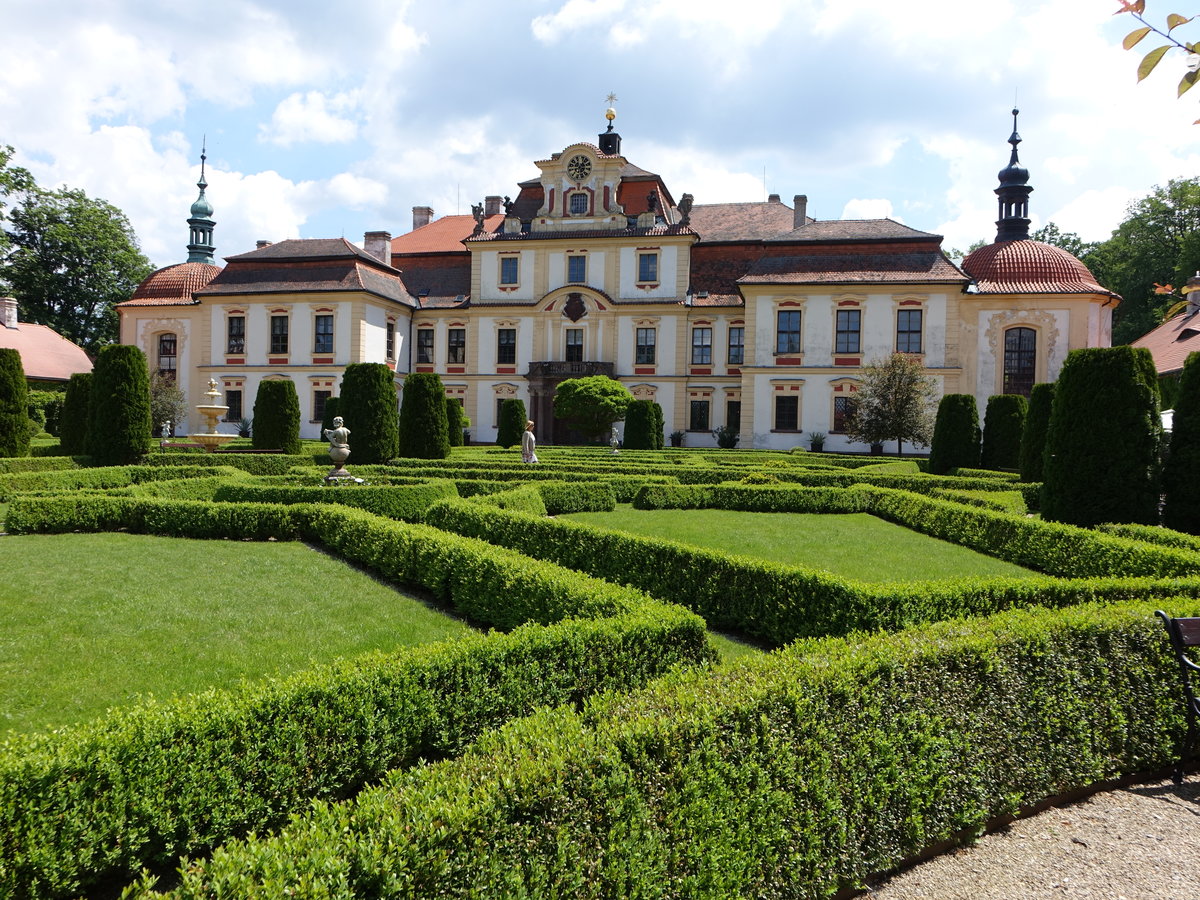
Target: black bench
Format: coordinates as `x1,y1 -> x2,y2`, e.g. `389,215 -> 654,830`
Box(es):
1156,610 -> 1200,783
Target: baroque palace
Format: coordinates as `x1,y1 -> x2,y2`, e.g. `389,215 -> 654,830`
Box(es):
118,109 -> 1118,450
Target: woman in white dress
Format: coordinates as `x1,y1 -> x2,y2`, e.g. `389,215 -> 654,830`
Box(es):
521,419 -> 538,463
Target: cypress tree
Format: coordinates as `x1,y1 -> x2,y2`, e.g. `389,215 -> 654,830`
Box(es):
87,344 -> 151,465
497,398 -> 526,449
59,372 -> 92,456
397,371 -> 450,459
623,399 -> 656,449
980,394 -> 1028,470
927,393 -> 980,474
0,348 -> 30,458
1018,382 -> 1055,483
445,396 -> 465,447
340,363 -> 399,463
251,380 -> 301,455
1042,346 -> 1161,527
1163,351 -> 1200,533
650,402 -> 665,449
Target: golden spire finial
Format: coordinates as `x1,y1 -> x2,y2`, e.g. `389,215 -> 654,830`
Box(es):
605,92 -> 618,122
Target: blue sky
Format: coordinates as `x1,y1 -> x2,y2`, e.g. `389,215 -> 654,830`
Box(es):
2,0 -> 1198,270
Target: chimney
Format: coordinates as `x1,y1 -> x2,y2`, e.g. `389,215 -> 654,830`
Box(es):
364,230 -> 393,268
256,240 -> 273,249
0,297 -> 17,329
412,206 -> 434,230
768,193 -> 781,203
484,195 -> 502,216
793,195 -> 808,229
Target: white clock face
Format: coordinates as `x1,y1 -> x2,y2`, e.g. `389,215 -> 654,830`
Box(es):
567,155 -> 592,181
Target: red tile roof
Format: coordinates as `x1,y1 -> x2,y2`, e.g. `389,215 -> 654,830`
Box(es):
0,322 -> 91,382
118,262 -> 221,307
774,219 -> 942,242
1132,310 -> 1200,375
688,201 -> 798,242
391,215 -> 504,255
961,240 -> 1117,297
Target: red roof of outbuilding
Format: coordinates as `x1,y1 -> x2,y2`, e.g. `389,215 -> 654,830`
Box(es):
961,240 -> 1117,297
391,215 -> 504,255
119,262 -> 221,307
1132,309 -> 1200,375
0,322 -> 91,381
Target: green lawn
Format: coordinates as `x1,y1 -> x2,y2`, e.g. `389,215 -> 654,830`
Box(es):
0,533 -> 474,734
562,507 -> 1040,582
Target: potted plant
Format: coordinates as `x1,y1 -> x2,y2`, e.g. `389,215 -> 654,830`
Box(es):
808,431 -> 826,452
712,424 -> 739,449
669,429 -> 686,448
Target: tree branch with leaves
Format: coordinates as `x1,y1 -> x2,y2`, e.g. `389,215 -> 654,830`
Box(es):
1118,2 -> 1200,119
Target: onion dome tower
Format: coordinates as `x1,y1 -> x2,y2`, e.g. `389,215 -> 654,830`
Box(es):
961,110 -> 1115,297
123,145 -> 222,307
186,140 -> 216,263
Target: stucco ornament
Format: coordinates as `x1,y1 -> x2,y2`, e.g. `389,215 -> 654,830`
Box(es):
985,309 -> 1062,377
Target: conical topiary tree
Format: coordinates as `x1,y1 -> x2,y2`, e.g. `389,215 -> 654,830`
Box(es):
339,363 -> 399,464
0,348 -> 30,458
623,399 -> 657,450
650,401 -> 665,449
445,396 -> 465,448
321,396 -> 341,434
59,371 -> 92,456
397,371 -> 450,459
927,393 -> 980,475
980,393 -> 1028,471
1164,351 -> 1200,533
1042,346 -> 1161,527
1018,382 -> 1055,483
87,344 -> 152,465
252,380 -> 301,455
497,397 -> 526,449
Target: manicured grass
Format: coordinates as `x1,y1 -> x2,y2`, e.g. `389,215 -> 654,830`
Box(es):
562,507 -> 1040,582
0,533 -> 474,734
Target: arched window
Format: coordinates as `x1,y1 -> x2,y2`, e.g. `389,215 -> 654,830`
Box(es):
1003,327 -> 1036,396
157,332 -> 177,380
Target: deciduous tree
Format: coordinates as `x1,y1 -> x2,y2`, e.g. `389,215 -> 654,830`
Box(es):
844,354 -> 937,455
552,376 -> 632,442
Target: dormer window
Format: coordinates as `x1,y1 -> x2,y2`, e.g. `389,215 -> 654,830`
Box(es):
568,193 -> 588,216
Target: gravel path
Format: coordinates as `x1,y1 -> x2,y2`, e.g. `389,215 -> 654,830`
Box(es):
862,777 -> 1200,899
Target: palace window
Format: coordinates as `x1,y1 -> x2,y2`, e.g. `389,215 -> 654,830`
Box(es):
497,328 -> 516,365
727,327 -> 744,365
1003,327 -> 1036,397
386,322 -> 395,360
500,256 -> 519,285
638,252 -> 658,283
313,390 -> 331,423
726,399 -> 742,431
568,193 -> 588,215
565,328 -> 584,362
270,315 -> 289,354
313,314 -> 333,354
416,329 -> 434,364
223,389 -> 242,423
635,327 -> 656,365
567,255 -> 587,283
774,395 -> 799,431
691,328 -> 705,367
689,400 -> 710,431
447,328 -> 466,365
226,316 -> 244,354
157,333 -> 177,378
776,310 -> 801,354
833,396 -> 853,433
897,309 -> 923,354
835,309 -> 861,354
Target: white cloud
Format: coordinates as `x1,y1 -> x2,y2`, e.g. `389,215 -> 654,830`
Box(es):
841,198 -> 897,220
259,91 -> 361,147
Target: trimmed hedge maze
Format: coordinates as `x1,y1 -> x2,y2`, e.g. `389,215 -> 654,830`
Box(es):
2,447 -> 1198,898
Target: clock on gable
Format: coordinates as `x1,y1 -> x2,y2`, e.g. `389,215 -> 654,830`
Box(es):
566,154 -> 592,182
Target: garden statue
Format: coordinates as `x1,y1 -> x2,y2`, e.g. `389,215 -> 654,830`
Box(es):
610,424 -> 620,454
323,416 -> 353,481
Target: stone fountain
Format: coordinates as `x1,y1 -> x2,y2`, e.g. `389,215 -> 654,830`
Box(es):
192,378 -> 237,452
